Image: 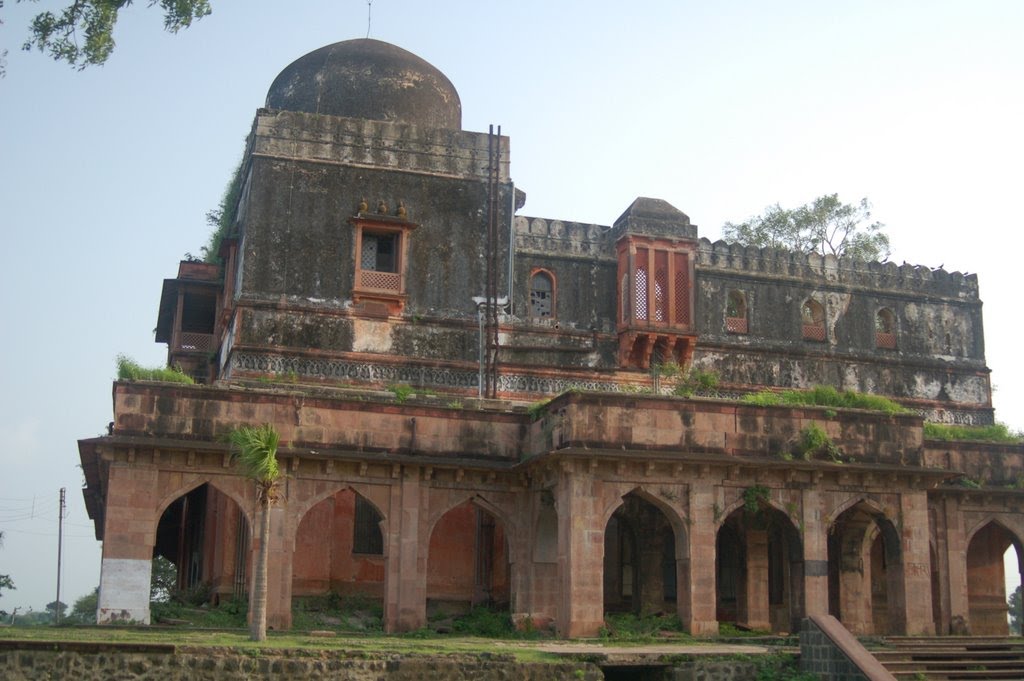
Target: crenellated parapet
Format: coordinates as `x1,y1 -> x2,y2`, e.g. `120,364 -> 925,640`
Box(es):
696,237 -> 979,300
513,216 -> 613,260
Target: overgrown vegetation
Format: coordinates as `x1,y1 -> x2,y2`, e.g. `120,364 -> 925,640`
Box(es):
672,368 -> 720,397
201,155 -> 246,263
752,653 -> 819,681
599,612 -> 687,641
796,423 -> 843,462
742,385 -> 909,415
388,384 -> 414,404
924,422 -> 1023,443
742,486 -> 771,515
290,593 -> 383,632
116,355 -> 194,384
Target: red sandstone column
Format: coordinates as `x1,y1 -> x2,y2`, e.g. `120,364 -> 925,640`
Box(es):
685,484 -> 718,635
899,491 -> 935,635
383,467 -> 426,632
801,488 -> 828,617
556,469 -> 604,637
260,504 -> 294,630
744,527 -> 770,630
97,465 -> 159,624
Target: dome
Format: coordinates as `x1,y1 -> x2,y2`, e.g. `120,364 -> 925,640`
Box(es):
265,39 -> 462,130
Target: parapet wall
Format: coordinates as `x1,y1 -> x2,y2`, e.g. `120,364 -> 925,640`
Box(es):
696,238 -> 979,300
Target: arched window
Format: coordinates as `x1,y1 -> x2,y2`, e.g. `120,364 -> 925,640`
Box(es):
801,299 -> 825,341
875,308 -> 896,349
726,290 -> 748,334
529,270 -> 554,318
353,494 -> 384,555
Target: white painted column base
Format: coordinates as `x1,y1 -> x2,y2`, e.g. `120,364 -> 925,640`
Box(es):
97,558 -> 152,624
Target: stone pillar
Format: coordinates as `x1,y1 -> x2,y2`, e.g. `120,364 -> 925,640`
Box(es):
942,496 -> 970,634
556,467 -> 604,637
685,483 -> 718,635
801,488 -> 829,617
383,466 -> 426,632
262,504 -> 294,630
899,490 -> 935,635
97,465 -> 158,624
513,499 -> 559,630
744,526 -> 770,630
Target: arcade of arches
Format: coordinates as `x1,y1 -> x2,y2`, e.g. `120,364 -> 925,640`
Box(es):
99,461 -> 1023,638
83,389 -> 1024,638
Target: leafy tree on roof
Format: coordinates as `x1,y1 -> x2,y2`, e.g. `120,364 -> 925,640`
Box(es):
723,194 -> 891,262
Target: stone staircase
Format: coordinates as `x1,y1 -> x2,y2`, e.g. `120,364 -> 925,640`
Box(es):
872,636 -> 1024,680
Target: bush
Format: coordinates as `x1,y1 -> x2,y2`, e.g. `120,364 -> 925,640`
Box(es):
673,368 -> 720,397
451,607 -> 514,638
924,422 -> 1022,443
796,423 -> 843,462
117,355 -> 194,384
742,385 -> 908,415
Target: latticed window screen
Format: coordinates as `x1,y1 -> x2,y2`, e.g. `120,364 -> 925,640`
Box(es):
654,269 -> 667,322
674,269 -> 688,325
353,495 -> 383,555
634,267 -> 648,320
361,233 -> 397,272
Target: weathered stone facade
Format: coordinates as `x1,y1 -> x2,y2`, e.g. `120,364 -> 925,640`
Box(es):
82,38 -> 1022,639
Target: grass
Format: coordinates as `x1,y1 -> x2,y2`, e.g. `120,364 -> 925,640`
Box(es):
742,385 -> 910,415
117,354 -> 194,384
924,422 -> 1023,443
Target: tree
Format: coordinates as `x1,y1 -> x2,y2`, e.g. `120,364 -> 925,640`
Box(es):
723,194 -> 891,262
0,531 -> 13,603
150,555 -> 177,603
67,588 -> 98,624
1010,585 -> 1022,635
229,423 -> 281,642
15,0 -> 211,71
46,599 -> 68,624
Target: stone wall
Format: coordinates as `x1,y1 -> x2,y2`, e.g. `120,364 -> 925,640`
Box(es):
800,615 -> 895,681
0,643 -> 602,681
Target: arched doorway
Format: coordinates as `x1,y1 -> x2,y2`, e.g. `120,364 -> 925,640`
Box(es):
153,483 -> 250,604
292,488 -> 386,617
827,501 -> 902,635
716,502 -> 803,633
426,499 -> 510,617
966,521 -> 1023,635
603,492 -> 679,616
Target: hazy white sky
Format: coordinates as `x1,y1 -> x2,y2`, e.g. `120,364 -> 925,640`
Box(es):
1,1 -> 1022,612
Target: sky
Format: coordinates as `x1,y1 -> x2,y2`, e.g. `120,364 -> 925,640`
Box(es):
1,1 -> 1022,613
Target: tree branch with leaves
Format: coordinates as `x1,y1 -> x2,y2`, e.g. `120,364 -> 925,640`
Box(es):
15,0 -> 211,70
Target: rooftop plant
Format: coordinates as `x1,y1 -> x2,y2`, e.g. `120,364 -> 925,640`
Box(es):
924,422 -> 1023,443
742,385 -> 909,415
116,355 -> 194,384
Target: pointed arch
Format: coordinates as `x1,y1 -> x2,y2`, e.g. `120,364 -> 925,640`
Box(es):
155,474 -> 254,529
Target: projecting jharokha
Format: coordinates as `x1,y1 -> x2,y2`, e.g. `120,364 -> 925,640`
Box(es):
80,38 -> 1022,639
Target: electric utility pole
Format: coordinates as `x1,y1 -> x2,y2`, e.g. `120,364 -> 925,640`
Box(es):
55,487 -> 65,625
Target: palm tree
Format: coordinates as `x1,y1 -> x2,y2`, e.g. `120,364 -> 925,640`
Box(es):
229,423 -> 281,642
